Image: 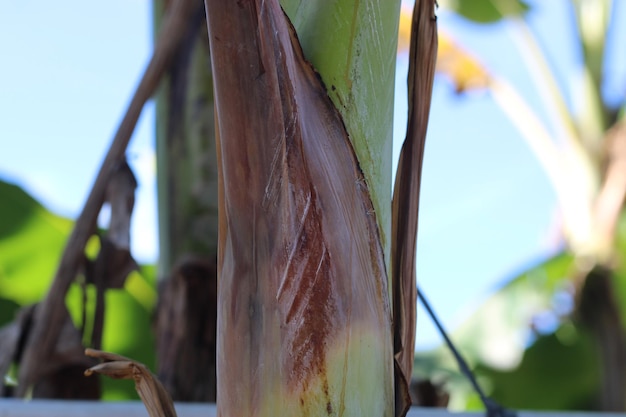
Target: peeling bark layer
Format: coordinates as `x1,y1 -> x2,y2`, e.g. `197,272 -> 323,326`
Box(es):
204,0 -> 394,415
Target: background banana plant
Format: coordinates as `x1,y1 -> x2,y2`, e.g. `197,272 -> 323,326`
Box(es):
410,0 -> 626,411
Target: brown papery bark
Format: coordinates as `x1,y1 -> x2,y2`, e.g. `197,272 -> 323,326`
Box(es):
204,0 -> 394,416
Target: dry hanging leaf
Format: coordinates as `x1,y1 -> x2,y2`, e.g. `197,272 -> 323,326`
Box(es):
88,159 -> 139,291
31,307 -> 99,399
1,305 -> 99,399
391,0 -> 438,416
85,160 -> 139,350
85,349 -> 177,417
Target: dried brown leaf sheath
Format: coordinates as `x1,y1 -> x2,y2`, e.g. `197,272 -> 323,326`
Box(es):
205,0 -> 394,416
391,0 -> 438,415
85,349 -> 177,417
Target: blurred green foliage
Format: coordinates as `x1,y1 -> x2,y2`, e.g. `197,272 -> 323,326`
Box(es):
0,178 -> 156,400
414,250 -> 605,410
442,0 -> 530,23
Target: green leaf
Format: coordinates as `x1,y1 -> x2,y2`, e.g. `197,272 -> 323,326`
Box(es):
442,0 -> 530,23
479,328 -> 600,410
0,298 -> 21,326
0,179 -> 158,400
0,179 -> 72,306
451,252 -> 575,370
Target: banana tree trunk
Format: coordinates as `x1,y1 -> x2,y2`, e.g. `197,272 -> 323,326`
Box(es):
155,0 -> 219,273
203,0 -> 400,415
153,0 -> 218,402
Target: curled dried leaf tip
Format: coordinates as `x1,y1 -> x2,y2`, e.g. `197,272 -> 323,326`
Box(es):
84,348 -> 140,379
85,348 -> 177,417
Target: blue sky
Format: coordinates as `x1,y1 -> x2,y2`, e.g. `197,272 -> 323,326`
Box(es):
1,1 -> 623,349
